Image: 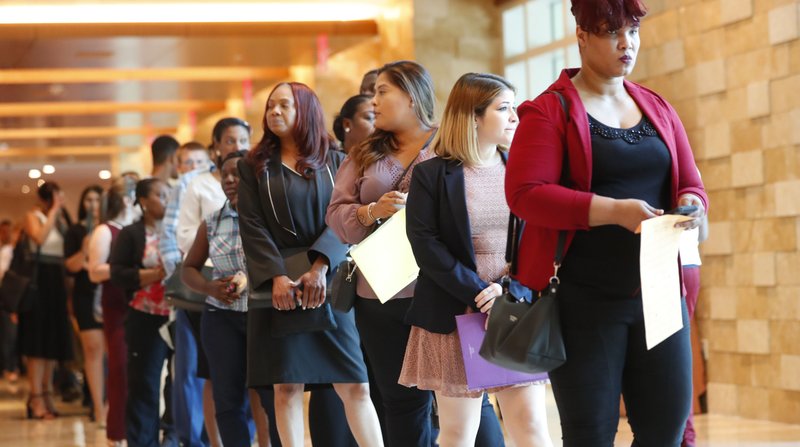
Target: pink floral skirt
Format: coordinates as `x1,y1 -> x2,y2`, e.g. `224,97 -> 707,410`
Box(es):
398,317 -> 533,398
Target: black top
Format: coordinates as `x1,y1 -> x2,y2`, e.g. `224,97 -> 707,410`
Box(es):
64,224 -> 97,299
559,114 -> 671,296
237,149 -> 348,291
109,219 -> 147,302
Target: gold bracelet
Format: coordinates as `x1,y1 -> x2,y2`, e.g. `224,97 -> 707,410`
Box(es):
367,202 -> 379,223
356,204 -> 372,227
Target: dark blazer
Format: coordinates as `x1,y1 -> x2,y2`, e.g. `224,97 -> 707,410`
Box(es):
237,148 -> 348,292
405,155 -> 530,334
109,219 -> 146,302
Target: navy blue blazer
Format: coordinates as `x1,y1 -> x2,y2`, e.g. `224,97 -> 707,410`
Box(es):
405,155 -> 530,334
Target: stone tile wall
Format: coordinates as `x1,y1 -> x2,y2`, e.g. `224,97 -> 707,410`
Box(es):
629,0 -> 800,424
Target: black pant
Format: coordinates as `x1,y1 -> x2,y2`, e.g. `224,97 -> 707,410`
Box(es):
355,297 -> 504,447
125,308 -> 170,447
548,283 -> 692,446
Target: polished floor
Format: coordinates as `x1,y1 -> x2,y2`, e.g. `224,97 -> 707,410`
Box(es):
1,379 -> 799,446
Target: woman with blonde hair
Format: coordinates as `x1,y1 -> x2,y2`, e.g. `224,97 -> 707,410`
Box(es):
401,72 -> 552,447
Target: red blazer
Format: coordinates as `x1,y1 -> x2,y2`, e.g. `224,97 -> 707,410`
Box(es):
505,69 -> 708,291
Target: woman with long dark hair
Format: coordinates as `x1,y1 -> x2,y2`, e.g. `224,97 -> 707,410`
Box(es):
326,61 -> 504,447
19,181 -> 73,419
238,82 -> 382,447
64,184 -> 105,426
332,95 -> 375,154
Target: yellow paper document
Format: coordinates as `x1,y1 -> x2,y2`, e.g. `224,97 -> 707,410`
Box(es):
640,214 -> 692,350
349,208 -> 419,303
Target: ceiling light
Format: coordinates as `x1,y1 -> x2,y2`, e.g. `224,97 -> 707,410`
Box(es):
99,170 -> 112,180
42,164 -> 55,174
28,169 -> 41,179
37,179 -> 46,187
0,3 -> 380,24
21,185 -> 30,194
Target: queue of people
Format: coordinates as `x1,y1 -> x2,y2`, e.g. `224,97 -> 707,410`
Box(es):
0,1 -> 708,446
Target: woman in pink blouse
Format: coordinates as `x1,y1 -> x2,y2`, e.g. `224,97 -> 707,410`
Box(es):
326,61 -> 503,447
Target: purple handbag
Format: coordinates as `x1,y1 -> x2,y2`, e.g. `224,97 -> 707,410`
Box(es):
456,312 -> 548,391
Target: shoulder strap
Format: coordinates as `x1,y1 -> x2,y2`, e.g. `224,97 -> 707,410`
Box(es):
507,90 -> 570,279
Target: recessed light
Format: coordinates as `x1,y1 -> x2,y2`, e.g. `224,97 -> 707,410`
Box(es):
21,185 -> 30,194
99,170 -> 112,180
42,164 -> 55,174
37,179 -> 45,187
28,169 -> 41,179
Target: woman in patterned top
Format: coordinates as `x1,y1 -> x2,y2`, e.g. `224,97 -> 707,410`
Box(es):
182,150 -> 279,447
327,61 -> 504,447
109,178 -> 170,447
401,73 -> 553,447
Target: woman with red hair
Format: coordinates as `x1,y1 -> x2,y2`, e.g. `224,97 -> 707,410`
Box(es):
238,82 -> 383,447
505,0 -> 707,445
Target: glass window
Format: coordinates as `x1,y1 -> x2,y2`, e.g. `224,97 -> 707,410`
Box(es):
505,61 -> 529,103
528,49 -> 564,95
566,43 -> 581,68
565,6 -> 576,34
526,0 -> 563,47
503,5 -> 526,58
504,0 -> 575,100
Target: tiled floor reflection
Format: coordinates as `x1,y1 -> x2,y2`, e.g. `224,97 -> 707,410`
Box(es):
1,379 -> 799,446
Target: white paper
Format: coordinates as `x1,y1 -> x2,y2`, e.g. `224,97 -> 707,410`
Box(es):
640,214 -> 692,350
349,208 -> 419,303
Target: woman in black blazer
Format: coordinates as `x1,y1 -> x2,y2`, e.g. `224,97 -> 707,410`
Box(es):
109,178 -> 170,447
402,73 -> 553,447
238,82 -> 382,447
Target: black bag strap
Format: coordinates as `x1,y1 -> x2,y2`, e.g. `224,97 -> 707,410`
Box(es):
506,90 -> 570,282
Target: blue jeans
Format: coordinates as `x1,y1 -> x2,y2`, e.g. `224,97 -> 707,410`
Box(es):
203,305 -> 280,447
125,309 -> 170,447
548,282 -> 692,446
173,309 -> 207,446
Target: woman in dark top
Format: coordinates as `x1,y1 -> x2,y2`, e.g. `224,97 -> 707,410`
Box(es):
19,181 -> 73,419
332,94 -> 375,154
64,184 -> 105,426
109,178 -> 170,447
402,73 -> 552,447
88,174 -> 139,446
505,0 -> 708,445
238,82 -> 382,447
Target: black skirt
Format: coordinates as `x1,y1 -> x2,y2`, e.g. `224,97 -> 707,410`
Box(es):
246,307 -> 367,387
18,261 -> 74,361
73,275 -> 102,331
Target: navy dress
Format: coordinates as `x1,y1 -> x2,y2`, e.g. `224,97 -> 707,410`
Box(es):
238,149 -> 367,387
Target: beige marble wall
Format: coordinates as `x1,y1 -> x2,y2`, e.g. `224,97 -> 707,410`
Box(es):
412,0 -> 503,117
630,0 -> 800,424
